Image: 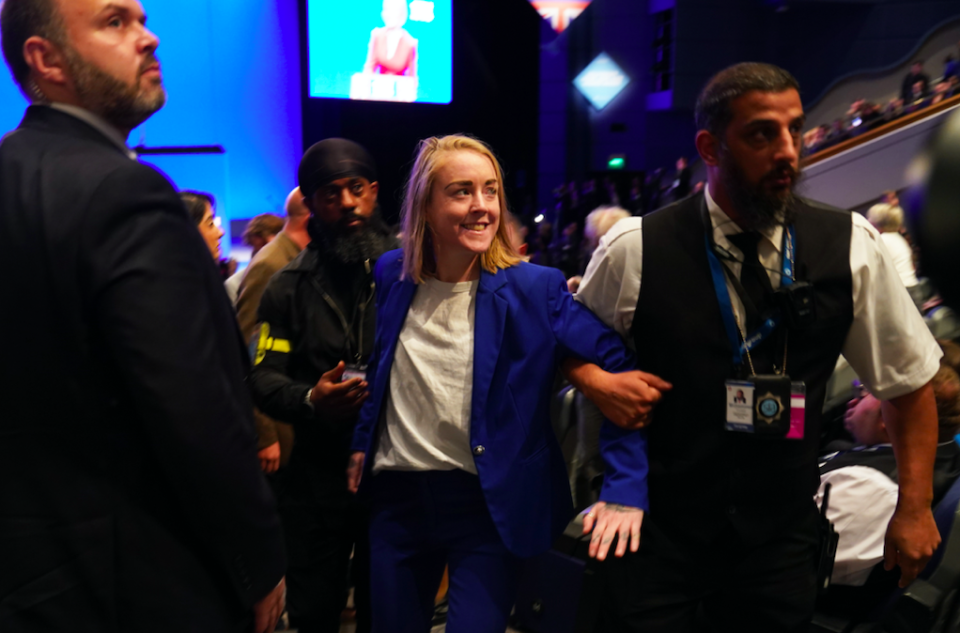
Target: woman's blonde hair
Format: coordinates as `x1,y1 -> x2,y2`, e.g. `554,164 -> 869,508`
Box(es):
401,134 -> 521,283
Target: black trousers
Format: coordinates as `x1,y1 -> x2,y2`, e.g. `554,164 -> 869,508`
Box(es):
595,515 -> 819,633
280,498 -> 371,633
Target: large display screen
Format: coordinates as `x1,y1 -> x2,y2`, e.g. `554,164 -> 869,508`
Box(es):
306,0 -> 452,104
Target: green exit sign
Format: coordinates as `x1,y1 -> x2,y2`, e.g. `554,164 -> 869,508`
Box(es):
608,155 -> 626,169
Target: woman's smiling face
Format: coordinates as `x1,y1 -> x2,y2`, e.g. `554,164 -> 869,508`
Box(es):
427,150 -> 501,263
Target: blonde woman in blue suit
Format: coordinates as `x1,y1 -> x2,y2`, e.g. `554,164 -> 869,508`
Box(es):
348,135 -> 659,632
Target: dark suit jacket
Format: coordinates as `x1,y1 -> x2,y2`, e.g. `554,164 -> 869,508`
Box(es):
0,106 -> 285,632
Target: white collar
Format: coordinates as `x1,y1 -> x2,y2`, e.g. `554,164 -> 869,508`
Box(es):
47,103 -> 137,160
704,183 -> 783,255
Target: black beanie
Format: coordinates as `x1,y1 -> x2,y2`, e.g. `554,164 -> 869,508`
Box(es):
298,138 -> 378,199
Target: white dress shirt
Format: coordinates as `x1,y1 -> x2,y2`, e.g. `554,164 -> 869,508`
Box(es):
878,231 -> 918,289
816,456 -> 899,586
577,185 -> 941,400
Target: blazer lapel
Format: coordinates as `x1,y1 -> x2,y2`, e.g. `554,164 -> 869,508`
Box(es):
373,276 -> 418,405
472,268 -> 509,424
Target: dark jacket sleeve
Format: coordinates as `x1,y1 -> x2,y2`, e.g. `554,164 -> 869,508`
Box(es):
351,255 -> 393,454
83,162 -> 285,608
248,276 -> 315,423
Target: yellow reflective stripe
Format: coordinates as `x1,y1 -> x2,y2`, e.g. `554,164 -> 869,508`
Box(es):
254,323 -> 271,365
254,322 -> 293,365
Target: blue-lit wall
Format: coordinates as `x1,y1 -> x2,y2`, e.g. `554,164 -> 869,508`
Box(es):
0,0 -> 302,253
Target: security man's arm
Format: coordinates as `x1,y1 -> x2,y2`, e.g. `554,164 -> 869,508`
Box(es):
881,383 -> 941,588
248,280 -> 316,423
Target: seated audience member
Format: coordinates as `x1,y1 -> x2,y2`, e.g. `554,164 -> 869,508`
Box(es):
882,97 -> 904,123
582,205 -> 631,264
225,213 -> 284,304
627,176 -> 643,216
944,55 -> 959,82
552,221 -> 582,279
504,211 -> 529,260
941,339 -> 960,376
669,156 -> 691,203
866,202 -> 917,291
181,190 -> 224,261
901,60 -> 930,103
816,359 -> 960,614
931,80 -> 952,106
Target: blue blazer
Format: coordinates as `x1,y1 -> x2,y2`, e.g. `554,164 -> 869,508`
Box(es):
352,250 -> 649,557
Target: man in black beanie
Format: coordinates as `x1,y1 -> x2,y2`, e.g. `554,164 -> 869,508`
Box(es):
250,138 -> 396,633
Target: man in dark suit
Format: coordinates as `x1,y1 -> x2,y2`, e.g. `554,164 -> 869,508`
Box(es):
901,60 -> 930,103
0,1 -> 286,632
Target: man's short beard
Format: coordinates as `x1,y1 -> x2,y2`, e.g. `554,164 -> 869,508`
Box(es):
62,46 -> 166,132
719,147 -> 802,232
309,210 -> 392,266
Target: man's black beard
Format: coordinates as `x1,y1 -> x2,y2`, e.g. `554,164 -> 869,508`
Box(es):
63,47 -> 167,132
308,211 -> 392,266
720,148 -> 802,232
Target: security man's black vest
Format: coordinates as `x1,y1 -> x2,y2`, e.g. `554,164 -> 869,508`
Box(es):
821,442 -> 960,508
633,192 -> 853,547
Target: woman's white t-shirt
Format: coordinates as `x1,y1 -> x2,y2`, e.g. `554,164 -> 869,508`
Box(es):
373,277 -> 479,474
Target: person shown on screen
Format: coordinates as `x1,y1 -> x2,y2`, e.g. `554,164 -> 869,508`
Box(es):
363,0 -> 418,77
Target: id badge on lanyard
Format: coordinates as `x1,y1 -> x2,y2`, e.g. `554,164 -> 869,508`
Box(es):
725,377 -> 805,439
342,363 -> 368,383
706,222 -> 805,439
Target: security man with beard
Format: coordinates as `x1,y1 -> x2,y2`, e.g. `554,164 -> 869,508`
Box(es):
574,63 -> 942,632
250,139 -> 396,633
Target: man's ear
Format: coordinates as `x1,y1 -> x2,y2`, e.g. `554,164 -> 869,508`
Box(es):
695,130 -> 721,167
23,36 -> 69,87
302,194 -> 315,215
369,181 -> 379,197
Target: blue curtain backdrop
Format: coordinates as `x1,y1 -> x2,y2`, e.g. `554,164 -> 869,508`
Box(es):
0,0 -> 302,254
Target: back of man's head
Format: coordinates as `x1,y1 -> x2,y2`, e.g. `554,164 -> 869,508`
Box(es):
0,0 -> 64,95
284,187 -> 309,219
866,202 -> 904,233
243,213 -> 284,246
932,363 -> 960,441
695,62 -> 800,137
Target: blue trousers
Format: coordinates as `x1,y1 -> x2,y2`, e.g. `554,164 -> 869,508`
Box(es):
367,469 -> 520,633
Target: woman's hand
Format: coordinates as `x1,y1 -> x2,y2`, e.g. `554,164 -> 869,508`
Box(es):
347,451 -> 365,493
582,501 -> 644,560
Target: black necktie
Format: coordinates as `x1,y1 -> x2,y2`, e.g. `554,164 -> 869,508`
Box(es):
727,232 -> 773,333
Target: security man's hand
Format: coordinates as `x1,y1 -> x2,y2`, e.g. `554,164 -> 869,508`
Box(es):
310,361 -> 368,419
884,503 -> 941,588
583,501 -> 644,560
